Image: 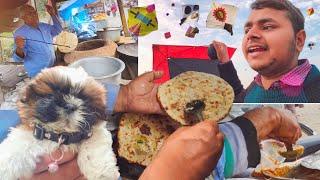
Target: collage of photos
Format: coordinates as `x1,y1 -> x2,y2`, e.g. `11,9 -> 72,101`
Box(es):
0,0 -> 320,179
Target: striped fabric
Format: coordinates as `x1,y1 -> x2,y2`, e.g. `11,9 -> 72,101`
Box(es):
254,59 -> 312,90
215,122 -> 252,179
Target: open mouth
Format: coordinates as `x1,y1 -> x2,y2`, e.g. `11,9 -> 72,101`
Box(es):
248,46 -> 267,53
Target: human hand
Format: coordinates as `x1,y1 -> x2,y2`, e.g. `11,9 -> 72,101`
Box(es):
211,41 -> 230,64
45,5 -> 56,16
243,106 -> 302,148
140,120 -> 224,180
22,151 -> 84,180
114,71 -> 165,115
15,35 -> 25,50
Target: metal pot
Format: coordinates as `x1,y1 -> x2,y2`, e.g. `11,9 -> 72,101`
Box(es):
117,43 -> 138,80
98,27 -> 121,42
68,56 -> 125,85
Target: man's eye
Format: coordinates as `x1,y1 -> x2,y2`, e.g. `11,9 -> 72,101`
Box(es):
244,28 -> 250,34
263,26 -> 274,30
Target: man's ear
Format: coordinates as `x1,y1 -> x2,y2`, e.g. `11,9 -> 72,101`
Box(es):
295,29 -> 306,53
20,14 -> 25,21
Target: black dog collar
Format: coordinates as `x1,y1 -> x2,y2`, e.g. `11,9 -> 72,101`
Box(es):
33,124 -> 92,145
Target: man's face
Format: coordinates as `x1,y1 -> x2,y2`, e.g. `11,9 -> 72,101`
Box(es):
242,8 -> 298,76
22,7 -> 39,27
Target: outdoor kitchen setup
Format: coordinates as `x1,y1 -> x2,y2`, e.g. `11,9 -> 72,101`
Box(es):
0,0 -> 138,107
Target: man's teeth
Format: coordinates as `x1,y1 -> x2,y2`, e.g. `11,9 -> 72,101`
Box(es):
248,47 -> 265,53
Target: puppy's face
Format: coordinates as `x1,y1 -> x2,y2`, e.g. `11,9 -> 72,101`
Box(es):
17,67 -> 106,133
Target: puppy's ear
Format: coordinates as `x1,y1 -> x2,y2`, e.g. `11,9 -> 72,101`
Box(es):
18,85 -> 28,104
18,82 -> 38,105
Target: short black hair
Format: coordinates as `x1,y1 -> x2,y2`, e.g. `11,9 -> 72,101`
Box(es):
251,0 -> 304,35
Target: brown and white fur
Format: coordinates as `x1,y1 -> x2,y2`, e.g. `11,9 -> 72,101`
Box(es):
0,67 -> 119,180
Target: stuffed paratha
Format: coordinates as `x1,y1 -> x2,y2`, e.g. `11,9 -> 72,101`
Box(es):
118,113 -> 181,166
56,31 -> 78,53
157,71 -> 234,125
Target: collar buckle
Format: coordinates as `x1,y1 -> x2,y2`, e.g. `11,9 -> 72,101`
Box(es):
33,125 -> 45,140
59,133 -> 70,145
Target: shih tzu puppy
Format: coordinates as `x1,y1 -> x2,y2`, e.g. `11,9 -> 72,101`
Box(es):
0,67 -> 119,180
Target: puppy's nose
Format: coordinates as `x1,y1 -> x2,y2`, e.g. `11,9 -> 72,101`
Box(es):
64,104 -> 77,114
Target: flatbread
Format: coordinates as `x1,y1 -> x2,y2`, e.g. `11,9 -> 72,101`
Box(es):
118,113 -> 181,166
157,71 -> 234,125
56,31 -> 78,53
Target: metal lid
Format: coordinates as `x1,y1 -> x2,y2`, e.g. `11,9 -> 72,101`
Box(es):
117,43 -> 138,57
103,27 -> 122,31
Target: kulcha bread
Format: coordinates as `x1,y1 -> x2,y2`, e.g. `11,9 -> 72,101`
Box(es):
157,71 -> 234,125
56,31 -> 78,53
118,113 -> 181,166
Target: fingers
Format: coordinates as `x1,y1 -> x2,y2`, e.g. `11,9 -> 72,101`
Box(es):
45,5 -> 55,16
211,40 -> 230,63
137,70 -> 163,82
33,151 -> 76,174
293,126 -> 302,142
211,41 -> 220,51
45,5 -> 53,11
197,120 -> 220,135
153,71 -> 164,80
31,158 -> 81,180
212,40 -> 227,49
15,35 -> 25,49
194,120 -> 223,148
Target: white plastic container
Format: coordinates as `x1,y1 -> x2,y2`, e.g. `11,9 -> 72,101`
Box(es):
68,56 -> 125,85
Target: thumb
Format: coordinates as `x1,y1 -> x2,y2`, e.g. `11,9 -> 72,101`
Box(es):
139,71 -> 164,82
196,120 -> 220,133
153,71 -> 164,79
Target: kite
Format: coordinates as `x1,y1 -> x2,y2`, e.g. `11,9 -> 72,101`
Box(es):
206,3 -> 238,35
185,26 -> 199,38
180,5 -> 199,26
127,4 -> 158,36
152,44 -> 237,83
308,42 -> 316,50
164,32 -> 171,39
307,8 -> 314,16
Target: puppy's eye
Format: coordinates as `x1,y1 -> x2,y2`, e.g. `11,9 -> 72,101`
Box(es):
20,96 -> 27,103
54,98 -> 66,107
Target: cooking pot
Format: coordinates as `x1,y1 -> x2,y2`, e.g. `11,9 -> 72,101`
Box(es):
97,27 -> 121,42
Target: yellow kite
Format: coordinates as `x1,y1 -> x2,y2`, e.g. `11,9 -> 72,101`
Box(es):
127,4 -> 158,36
307,8 -> 314,16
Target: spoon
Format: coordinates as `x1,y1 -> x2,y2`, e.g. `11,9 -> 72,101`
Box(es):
185,100 -> 205,121
278,145 -> 305,159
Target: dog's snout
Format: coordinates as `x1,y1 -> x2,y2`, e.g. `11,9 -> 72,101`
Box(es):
64,104 -> 77,113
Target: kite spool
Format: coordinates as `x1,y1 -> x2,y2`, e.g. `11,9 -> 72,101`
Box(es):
207,44 -> 218,60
